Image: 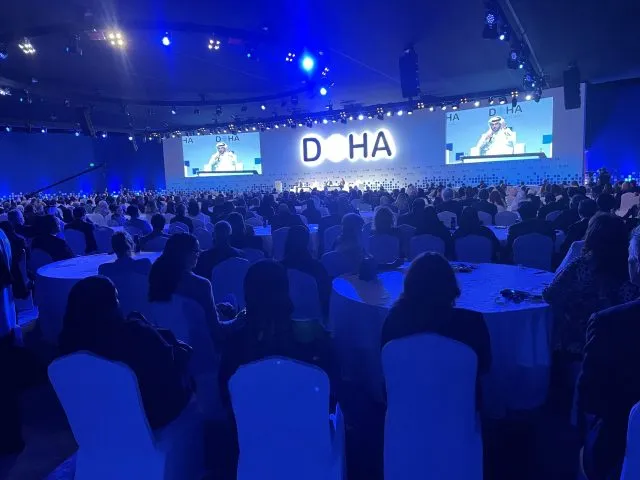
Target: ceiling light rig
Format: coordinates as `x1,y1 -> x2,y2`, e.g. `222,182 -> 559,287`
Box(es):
208,38 -> 221,51
106,30 -> 126,48
18,38 -> 36,55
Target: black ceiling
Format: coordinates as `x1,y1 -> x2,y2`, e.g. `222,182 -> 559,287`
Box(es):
0,0 -> 638,133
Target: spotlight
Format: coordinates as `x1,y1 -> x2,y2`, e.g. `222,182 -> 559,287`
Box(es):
171,107 -> 177,115
428,106 -> 435,112
101,132 -> 108,138
260,104 -> 266,111
498,25 -> 510,42
5,126 -> 11,132
322,118 -> 328,124
275,124 -> 279,129
452,104 -> 459,111
416,102 -> 425,109
285,52 -> 296,62
386,111 -> 393,117
0,87 -> 10,96
252,126 -> 257,131
106,31 -> 126,48
319,86 -> 328,96
511,93 -> 518,108
482,7 -> 499,39
0,45 -> 7,60
41,127 -> 47,134
357,114 -> 364,121
533,88 -> 542,103
161,32 -> 171,47
488,97 -> 495,105
246,48 -> 255,59
348,115 -> 354,121
441,105 -> 447,111
407,109 -> 413,115
208,38 -> 221,50
215,105 -> 222,115
523,73 -> 537,90
508,48 -> 526,70
74,130 -> 80,137
498,97 -> 506,105
300,54 -> 316,73
525,94 -> 532,101
367,113 -> 373,119
474,100 -> 481,107
18,38 -> 36,55
128,134 -> 134,141
397,110 -> 404,116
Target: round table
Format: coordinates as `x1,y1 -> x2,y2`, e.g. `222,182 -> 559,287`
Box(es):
35,252 -> 161,343
330,262 -> 555,418
253,224 -> 319,257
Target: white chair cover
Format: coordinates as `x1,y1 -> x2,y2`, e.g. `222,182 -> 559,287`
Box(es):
194,228 -> 213,251
621,401 -> 640,480
229,358 -> 345,480
48,352 -> 204,480
495,211 -> 519,226
242,248 -> 265,264
382,334 -> 482,480
141,236 -> 168,253
29,248 -> 54,273
513,233 -> 554,271
437,211 -> 457,228
545,210 -> 562,222
617,192 -> 639,217
65,229 -> 87,256
168,223 -> 188,235
369,234 -> 400,264
191,219 -> 205,230
95,227 -> 114,254
163,213 -> 175,223
477,211 -> 493,226
103,272 -> 149,317
245,217 -> 263,227
212,257 -> 250,310
287,269 -> 323,320
323,225 -> 342,253
272,227 -> 290,261
87,213 -> 107,227
455,235 -> 493,263
556,240 -> 584,273
410,234 -> 445,259
321,251 -> 352,278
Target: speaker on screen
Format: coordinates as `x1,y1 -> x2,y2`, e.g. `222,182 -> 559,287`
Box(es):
399,46 -> 420,99
563,65 -> 581,110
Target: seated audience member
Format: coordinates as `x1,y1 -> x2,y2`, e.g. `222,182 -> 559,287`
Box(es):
435,187 -> 462,219
125,205 -> 152,236
559,198 -> 597,256
397,198 -> 427,229
538,192 -> 563,220
415,206 -> 454,259
194,221 -> 244,280
452,207 -> 500,261
30,215 -> 74,262
98,232 -> 152,278
543,213 -> 639,357
58,276 -> 192,430
7,210 -> 36,239
107,204 -> 126,227
169,203 -> 194,233
596,193 -> 616,214
371,206 -> 402,257
302,199 -> 322,224
489,189 -> 506,213
578,226 -> 640,480
506,201 -> 555,257
475,188 -> 498,220
0,222 -> 29,300
139,214 -> 169,251
187,200 -> 210,225
219,260 -> 335,406
257,195 -> 276,223
395,192 -> 410,216
65,206 -> 98,254
333,213 -> 366,272
318,202 -> 342,255
149,233 -> 219,336
270,203 -> 303,231
381,253 -> 491,409
227,212 -> 263,251
281,225 -> 331,317
95,200 -> 110,218
552,194 -> 584,232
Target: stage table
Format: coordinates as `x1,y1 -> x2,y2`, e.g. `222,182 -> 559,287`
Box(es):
330,262 -> 555,418
35,252 -> 161,343
487,225 -> 566,252
253,224 -> 319,257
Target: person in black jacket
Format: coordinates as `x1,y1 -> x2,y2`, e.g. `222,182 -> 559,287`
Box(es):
452,206 -> 500,261
302,199 -> 322,225
506,201 -> 555,259
435,188 -> 463,220
475,188 -> 498,221
416,206 -> 454,259
397,198 -> 427,229
31,215 -> 75,261
552,194 -> 584,233
169,203 -> 194,233
65,206 -> 98,254
558,199 -> 597,257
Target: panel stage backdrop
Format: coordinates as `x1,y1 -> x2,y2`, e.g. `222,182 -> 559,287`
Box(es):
164,86 -> 585,191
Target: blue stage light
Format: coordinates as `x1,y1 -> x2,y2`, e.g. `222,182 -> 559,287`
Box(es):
161,33 -> 171,46
301,55 -> 315,73
319,86 -> 328,96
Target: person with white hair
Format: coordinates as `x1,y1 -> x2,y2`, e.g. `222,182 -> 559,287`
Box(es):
436,187 -> 462,219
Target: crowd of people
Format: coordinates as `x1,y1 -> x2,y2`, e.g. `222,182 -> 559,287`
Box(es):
2,176 -> 640,479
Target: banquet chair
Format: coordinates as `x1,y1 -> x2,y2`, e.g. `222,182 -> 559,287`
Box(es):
272,227 -> 290,261
29,248 -> 54,273
556,240 -> 584,273
361,222 -> 373,251
124,226 -> 143,238
369,234 -> 400,264
141,235 -> 168,253
410,234 -> 445,259
163,213 -> 175,223
245,217 -> 263,227
382,334 -> 482,480
397,224 -> 416,257
477,211 -> 493,226
95,227 -> 115,254
144,296 -> 223,420
616,192 -> 639,217
168,223 -> 188,235
194,228 -> 213,251
620,400 -> 640,480
545,210 -> 563,223
65,229 -> 87,256
48,352 -> 204,480
242,248 -> 265,264
323,225 -> 342,253
494,211 -> 519,226
105,272 -> 149,317
212,257 -> 250,310
229,358 -> 345,480
437,211 -> 457,228
287,269 -> 323,321
513,233 -> 554,271
455,235 -> 493,263
87,213 -> 107,227
321,251 -> 352,278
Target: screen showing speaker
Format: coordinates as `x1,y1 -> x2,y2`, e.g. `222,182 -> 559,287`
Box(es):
445,97 -> 554,165
181,132 -> 262,177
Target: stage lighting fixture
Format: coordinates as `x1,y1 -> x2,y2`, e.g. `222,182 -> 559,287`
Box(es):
407,109 -> 413,115
274,124 -> 280,129
319,86 -> 328,96
452,105 -> 458,111
474,100 -> 481,107
322,118 -> 328,124
348,115 -> 354,121
397,110 -> 404,116
386,111 -> 393,117
313,120 -> 318,124
216,105 -> 222,115
0,87 -> 10,96
106,31 -> 125,48
300,54 -> 315,73
101,132 -> 108,138
533,88 -> 542,103
41,127 -> 47,134
252,126 -> 257,131
522,72 -> 537,90
498,25 -> 510,41
208,38 -> 221,50
260,104 -> 267,111
245,47 -> 256,59
306,119 -> 313,128
441,105 -> 447,111
161,33 -> 171,46
416,102 -> 425,109
340,118 -> 347,124
0,45 -> 7,60
171,107 -> 177,115
321,66 -> 330,77
128,134 -> 134,141
18,38 -> 36,55
297,122 -> 303,127
488,97 -> 495,105
498,97 -> 506,105
5,126 -> 11,132
428,106 -> 435,112
524,94 -> 532,101
512,96 -> 518,108
285,52 -> 296,62
74,130 -> 80,137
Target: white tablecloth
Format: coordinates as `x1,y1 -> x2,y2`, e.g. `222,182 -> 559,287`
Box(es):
487,226 -> 566,252
330,262 -> 555,418
253,224 -> 319,256
35,252 -> 161,343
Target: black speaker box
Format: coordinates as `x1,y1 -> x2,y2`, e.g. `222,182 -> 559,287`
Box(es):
563,66 -> 581,110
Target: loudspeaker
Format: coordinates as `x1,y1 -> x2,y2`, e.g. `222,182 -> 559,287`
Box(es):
563,65 -> 581,110
399,47 -> 420,99
76,107 -> 96,137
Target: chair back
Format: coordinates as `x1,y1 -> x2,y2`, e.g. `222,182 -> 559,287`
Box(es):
87,213 -> 106,226
194,228 -> 213,251
397,224 -> 416,257
287,269 -> 323,320
242,248 -> 265,264
410,234 -> 445,259
29,248 -> 54,272
163,213 -> 175,223
618,192 -> 639,217
168,223 -> 188,235
513,233 -> 554,270
437,211 -> 457,228
105,272 -> 149,317
321,251 -> 352,278
323,225 -> 342,253
95,227 -> 114,254
369,234 -> 400,264
556,240 -> 584,273
382,334 -> 482,480
212,257 -> 250,309
229,358 -> 334,480
245,217 -> 262,227
495,211 -> 519,226
271,227 -> 290,261
124,225 -> 143,238
477,211 -> 493,226
455,235 -> 493,263
141,235 -> 168,253
545,210 -> 562,222
621,401 -> 640,480
65,229 -> 87,255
